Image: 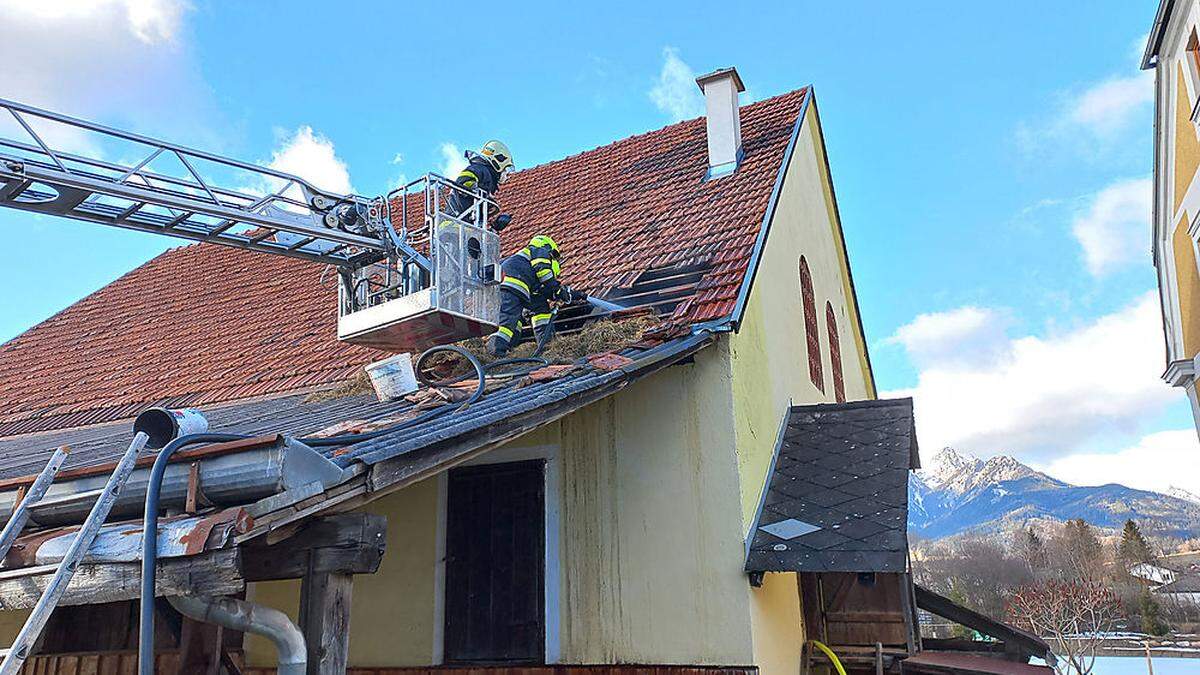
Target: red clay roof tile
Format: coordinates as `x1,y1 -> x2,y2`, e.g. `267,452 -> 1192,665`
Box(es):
0,88 -> 808,436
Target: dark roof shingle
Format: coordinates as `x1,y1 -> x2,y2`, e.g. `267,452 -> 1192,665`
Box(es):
745,398 -> 918,574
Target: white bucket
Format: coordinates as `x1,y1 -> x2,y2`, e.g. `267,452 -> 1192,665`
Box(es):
364,353 -> 419,402
133,407 -> 211,449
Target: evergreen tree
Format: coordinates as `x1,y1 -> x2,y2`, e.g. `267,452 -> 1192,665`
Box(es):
1016,526 -> 1047,573
947,585 -> 972,639
1118,519 -> 1155,568
1138,586 -> 1170,636
1061,518 -> 1103,577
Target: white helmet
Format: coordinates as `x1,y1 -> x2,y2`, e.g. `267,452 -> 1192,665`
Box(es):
480,140 -> 514,176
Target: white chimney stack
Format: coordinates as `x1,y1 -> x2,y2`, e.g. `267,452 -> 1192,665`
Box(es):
695,67 -> 746,178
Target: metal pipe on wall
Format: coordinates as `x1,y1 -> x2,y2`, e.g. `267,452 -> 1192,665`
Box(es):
168,595 -> 307,675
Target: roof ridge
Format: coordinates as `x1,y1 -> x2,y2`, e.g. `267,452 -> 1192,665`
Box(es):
789,397 -> 913,413
511,86 -> 810,177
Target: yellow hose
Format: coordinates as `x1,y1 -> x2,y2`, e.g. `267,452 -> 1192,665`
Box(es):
809,640 -> 848,675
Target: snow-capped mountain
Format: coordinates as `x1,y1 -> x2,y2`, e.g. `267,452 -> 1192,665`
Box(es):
1167,486 -> 1200,506
909,448 -> 1200,539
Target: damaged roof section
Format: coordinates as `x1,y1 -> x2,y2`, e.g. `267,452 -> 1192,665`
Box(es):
0,90 -> 808,438
0,331 -> 714,537
746,398 -> 919,574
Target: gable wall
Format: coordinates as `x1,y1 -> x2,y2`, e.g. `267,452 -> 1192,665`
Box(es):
727,98 -> 876,675
556,342 -> 754,666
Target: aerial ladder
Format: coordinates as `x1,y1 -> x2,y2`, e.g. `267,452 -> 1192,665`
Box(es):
0,97 -> 506,351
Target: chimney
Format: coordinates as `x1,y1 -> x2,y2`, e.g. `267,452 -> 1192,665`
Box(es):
695,67 -> 746,178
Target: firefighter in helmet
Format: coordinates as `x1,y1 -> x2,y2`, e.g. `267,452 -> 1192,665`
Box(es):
447,140 -> 514,220
486,234 -> 585,357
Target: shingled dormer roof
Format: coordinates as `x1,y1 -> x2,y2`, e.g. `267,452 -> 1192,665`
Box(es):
746,398 -> 919,574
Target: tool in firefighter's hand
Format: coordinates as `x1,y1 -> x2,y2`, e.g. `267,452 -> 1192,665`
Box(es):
532,308 -> 559,357
493,213 -> 512,232
586,295 -> 626,313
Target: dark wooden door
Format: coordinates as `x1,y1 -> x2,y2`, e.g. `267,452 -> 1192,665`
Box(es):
444,460 -> 545,664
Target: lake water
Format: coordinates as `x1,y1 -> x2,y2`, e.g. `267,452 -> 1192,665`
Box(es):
1091,656 -> 1196,673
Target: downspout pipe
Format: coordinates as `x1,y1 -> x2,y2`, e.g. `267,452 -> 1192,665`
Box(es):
168,595 -> 306,675
139,432 -> 246,675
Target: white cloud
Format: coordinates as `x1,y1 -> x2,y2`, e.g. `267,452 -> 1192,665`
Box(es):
388,152 -> 408,191
1015,65 -> 1153,159
0,0 -> 211,155
649,47 -> 704,122
261,125 -> 355,195
1071,177 -> 1151,276
439,142 -> 468,177
1068,72 -> 1154,137
884,306 -> 1008,368
1041,430 -> 1200,494
883,292 -> 1174,462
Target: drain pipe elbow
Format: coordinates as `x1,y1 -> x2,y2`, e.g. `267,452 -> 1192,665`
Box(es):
168,595 -> 306,675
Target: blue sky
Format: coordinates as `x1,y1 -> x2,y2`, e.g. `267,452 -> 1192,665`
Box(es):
2,1 -> 1196,492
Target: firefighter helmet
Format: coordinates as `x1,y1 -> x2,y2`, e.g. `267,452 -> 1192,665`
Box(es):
480,140 -> 514,175
530,234 -> 559,257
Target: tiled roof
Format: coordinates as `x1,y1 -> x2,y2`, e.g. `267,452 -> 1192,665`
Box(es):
0,334 -> 713,484
0,89 -> 808,436
745,398 -> 919,574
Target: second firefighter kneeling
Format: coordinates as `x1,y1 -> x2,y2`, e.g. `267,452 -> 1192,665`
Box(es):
487,234 -> 585,356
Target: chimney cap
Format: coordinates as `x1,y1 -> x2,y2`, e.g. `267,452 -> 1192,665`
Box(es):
695,67 -> 745,93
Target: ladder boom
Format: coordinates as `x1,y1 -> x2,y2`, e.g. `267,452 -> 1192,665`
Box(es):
0,96 -> 508,352
0,97 -> 393,268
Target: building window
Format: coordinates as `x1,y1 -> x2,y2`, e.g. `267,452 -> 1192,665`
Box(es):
1190,30 -> 1200,81
826,302 -> 846,403
800,257 -> 824,392
1189,29 -> 1200,115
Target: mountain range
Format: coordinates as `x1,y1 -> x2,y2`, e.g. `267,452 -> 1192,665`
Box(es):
908,448 -> 1200,539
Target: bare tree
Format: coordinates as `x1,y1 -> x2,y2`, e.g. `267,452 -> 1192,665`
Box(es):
1008,580 -> 1121,675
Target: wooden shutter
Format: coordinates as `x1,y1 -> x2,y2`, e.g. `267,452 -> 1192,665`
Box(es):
800,257 -> 824,392
444,460 -> 545,664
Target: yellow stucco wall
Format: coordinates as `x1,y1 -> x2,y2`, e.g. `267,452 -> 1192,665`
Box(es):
1174,212 -> 1200,358
728,98 -> 874,674
557,342 -> 754,665
748,572 -> 803,675
731,100 -> 874,532
1176,66 -> 1200,215
246,475 -> 442,668
0,610 -> 27,646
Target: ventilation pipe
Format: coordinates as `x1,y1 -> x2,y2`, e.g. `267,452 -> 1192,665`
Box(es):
695,67 -> 746,178
168,595 -> 306,675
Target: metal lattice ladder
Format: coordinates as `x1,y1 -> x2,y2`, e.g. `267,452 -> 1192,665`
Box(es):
0,97 -> 394,269
0,433 -> 151,674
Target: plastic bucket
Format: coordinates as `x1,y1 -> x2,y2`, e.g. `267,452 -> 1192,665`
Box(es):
365,353 -> 419,401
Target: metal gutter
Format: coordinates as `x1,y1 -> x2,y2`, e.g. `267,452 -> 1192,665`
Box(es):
0,434 -> 282,490
0,436 -> 344,527
1142,0 -> 1174,70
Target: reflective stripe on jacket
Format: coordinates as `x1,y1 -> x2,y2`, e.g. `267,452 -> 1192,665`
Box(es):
500,242 -> 562,301
447,158 -> 500,217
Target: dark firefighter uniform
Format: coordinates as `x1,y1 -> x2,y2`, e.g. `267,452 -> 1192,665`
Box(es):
486,235 -> 584,356
447,157 -> 501,219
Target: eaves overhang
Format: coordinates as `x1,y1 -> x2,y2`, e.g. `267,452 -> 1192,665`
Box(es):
1143,0 -> 1176,70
